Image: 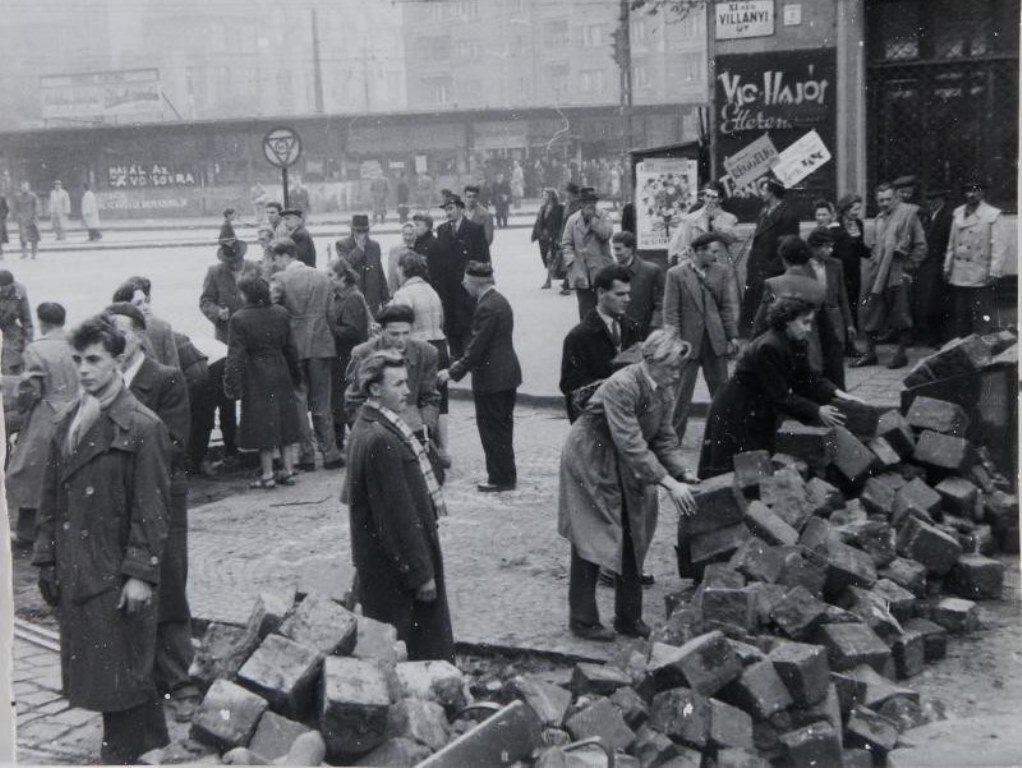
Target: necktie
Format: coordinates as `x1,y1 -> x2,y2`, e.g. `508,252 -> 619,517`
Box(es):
611,319 -> 621,350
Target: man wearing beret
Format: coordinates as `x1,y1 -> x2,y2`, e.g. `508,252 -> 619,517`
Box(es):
282,208 -> 317,268
944,180 -> 1008,337
439,262 -> 521,492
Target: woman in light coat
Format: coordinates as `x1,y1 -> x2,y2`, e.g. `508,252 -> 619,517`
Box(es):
81,183 -> 102,240
558,329 -> 698,642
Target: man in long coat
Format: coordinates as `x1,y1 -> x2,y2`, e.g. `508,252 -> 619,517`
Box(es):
913,187 -> 954,346
806,228 -> 855,389
335,214 -> 390,317
283,208 -> 317,268
7,302 -> 77,549
343,350 -> 454,662
434,195 -> 490,358
200,238 -> 260,344
740,177 -> 800,335
105,303 -> 199,722
561,187 -> 615,319
33,314 -> 171,764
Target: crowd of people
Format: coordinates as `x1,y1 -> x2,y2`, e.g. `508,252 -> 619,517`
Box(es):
3,165 -> 1009,762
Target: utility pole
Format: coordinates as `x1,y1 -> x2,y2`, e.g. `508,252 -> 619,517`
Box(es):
615,0 -> 634,151
705,2 -> 717,179
311,8 -> 324,114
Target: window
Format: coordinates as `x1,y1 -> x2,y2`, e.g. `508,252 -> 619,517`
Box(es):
420,35 -> 452,59
510,0 -> 525,13
550,20 -> 569,46
630,18 -> 648,46
422,76 -> 452,105
580,69 -> 605,93
633,65 -> 650,89
550,61 -> 570,95
680,51 -> 702,82
460,79 -> 482,101
456,39 -> 479,59
429,3 -> 444,22
458,0 -> 479,19
582,24 -> 603,47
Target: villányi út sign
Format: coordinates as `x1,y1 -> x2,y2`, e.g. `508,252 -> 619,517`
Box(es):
715,0 -> 775,40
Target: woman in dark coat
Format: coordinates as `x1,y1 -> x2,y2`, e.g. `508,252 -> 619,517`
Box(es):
224,275 -> 303,488
328,257 -> 371,449
699,295 -> 862,479
532,188 -> 565,288
832,194 -> 871,347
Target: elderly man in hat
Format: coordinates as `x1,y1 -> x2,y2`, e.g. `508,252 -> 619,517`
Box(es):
913,186 -> 955,345
740,176 -> 800,335
561,186 -> 615,320
282,207 -> 317,268
439,262 -> 521,492
944,179 -> 1009,337
201,231 -> 260,344
435,194 -> 490,358
335,214 -> 389,317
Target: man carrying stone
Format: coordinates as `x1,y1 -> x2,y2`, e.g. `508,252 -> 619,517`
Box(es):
343,350 -> 454,662
34,314 -> 172,764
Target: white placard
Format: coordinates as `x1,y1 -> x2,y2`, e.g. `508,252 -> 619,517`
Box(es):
723,133 -> 779,191
635,158 -> 699,250
770,130 -> 832,188
783,3 -> 802,25
715,0 -> 775,40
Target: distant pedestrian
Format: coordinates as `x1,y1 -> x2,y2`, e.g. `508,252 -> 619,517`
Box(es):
34,314 -> 171,765
611,230 -> 663,339
944,179 -> 1008,337
561,186 -> 614,319
327,258 -> 371,451
667,183 -> 738,267
282,208 -> 317,268
343,350 -> 455,662
464,184 -> 495,245
492,171 -> 512,229
12,181 -> 40,260
511,161 -> 525,208
914,187 -> 954,346
740,177 -> 800,335
289,178 -> 311,220
531,188 -> 564,290
48,180 -> 70,241
832,194 -> 870,352
370,175 -> 389,224
80,184 -> 101,241
224,275 -> 303,488
434,194 -> 490,358
387,222 -> 417,296
265,201 -> 290,239
250,181 -> 269,223
396,172 -> 410,224
411,212 -> 445,294
806,227 -> 855,389
0,192 -> 8,256
438,262 -> 521,492
0,269 -> 34,374
219,207 -> 238,244
335,214 -> 390,316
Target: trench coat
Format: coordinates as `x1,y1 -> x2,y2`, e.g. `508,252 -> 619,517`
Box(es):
0,281 -> 34,374
335,235 -> 390,317
740,201 -> 800,331
558,363 -> 689,575
5,330 -> 78,510
80,190 -> 101,230
32,386 -> 171,712
199,258 -> 261,343
345,404 -> 454,663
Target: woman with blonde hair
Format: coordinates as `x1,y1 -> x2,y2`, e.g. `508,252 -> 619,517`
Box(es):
558,328 -> 699,642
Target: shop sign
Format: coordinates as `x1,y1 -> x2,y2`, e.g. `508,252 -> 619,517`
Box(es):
108,163 -> 196,188
715,1 -> 775,40
722,133 -> 779,190
770,129 -> 831,187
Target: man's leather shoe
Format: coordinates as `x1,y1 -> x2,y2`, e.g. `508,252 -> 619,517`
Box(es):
323,457 -> 345,469
477,482 -> 515,493
641,572 -> 655,587
295,461 -> 317,472
570,622 -> 616,642
613,619 -> 652,639
850,355 -> 878,368
887,354 -> 908,369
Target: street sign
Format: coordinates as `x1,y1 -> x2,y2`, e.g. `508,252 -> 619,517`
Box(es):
770,129 -> 832,188
723,133 -> 779,190
262,126 -> 302,169
715,0 -> 775,40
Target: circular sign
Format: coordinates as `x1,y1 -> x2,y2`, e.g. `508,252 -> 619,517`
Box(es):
262,126 -> 302,168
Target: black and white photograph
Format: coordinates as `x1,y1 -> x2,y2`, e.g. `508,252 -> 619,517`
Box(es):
1,0 -> 1019,765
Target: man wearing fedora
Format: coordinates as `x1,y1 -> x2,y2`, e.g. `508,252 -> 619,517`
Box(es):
201,233 -> 261,344
282,208 -> 317,268
335,214 -> 390,318
435,194 -> 490,358
913,186 -> 955,346
439,262 -> 521,492
561,186 -> 614,320
944,179 -> 1008,338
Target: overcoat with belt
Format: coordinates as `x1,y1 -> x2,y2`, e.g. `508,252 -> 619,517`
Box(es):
558,363 -> 689,574
32,386 -> 171,712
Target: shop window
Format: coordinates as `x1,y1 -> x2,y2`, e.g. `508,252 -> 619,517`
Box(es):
633,65 -> 650,90
550,20 -> 570,46
580,69 -> 605,93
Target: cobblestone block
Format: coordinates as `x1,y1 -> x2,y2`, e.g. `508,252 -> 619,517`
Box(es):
769,641 -> 830,707
247,589 -> 298,642
778,722 -> 844,768
701,587 -> 757,634
760,469 -> 813,530
877,410 -> 916,458
609,686 -> 648,730
903,618 -> 948,661
845,705 -> 899,755
823,541 -> 878,597
774,421 -> 837,468
896,516 -> 963,576
830,426 -> 878,488
745,501 -> 799,546
672,631 -> 744,696
860,476 -> 899,517
278,590 -> 358,656
715,747 -> 771,768
799,517 -> 839,553
702,563 -> 746,590
815,624 -> 891,673
893,478 -> 942,526
653,607 -> 704,647
973,523 -> 997,555
320,656 -> 391,758
394,660 -> 469,710
691,524 -> 751,566
631,723 -> 681,767
792,681 -> 842,730
948,553 -> 1005,600
830,670 -> 867,716
732,537 -> 786,584
930,596 -> 980,633
510,675 -> 571,727
915,335 -> 993,381
237,634 -> 323,718
384,697 -> 449,752
935,477 -> 980,518
358,737 -> 431,767
907,396 -> 970,437
891,627 -> 926,680
352,615 -> 402,663
778,549 -> 828,597
649,687 -> 709,748
869,437 -> 903,469
836,401 -> 888,439
248,711 -> 312,762
873,578 -> 918,621
688,473 -> 748,535
744,582 -> 789,626
842,586 -> 904,643
570,662 -> 632,697
878,557 -> 928,597
189,623 -> 252,688
664,581 -> 699,617
564,697 -> 635,752
849,665 -> 919,710
732,450 -> 774,492
723,659 -> 793,718
191,679 -> 268,750
771,452 -> 810,478
839,520 -> 897,569
708,698 -> 753,751
769,586 -> 828,640
806,477 -> 844,517
912,430 -> 975,473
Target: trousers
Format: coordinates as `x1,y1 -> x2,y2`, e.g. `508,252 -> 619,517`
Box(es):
673,338 -> 729,441
575,288 -> 598,321
189,358 -> 237,466
296,357 -> 343,464
473,389 -> 517,487
568,502 -> 641,627
100,697 -> 169,765
951,285 -> 997,338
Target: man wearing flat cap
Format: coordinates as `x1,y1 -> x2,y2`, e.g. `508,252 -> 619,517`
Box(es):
561,186 -> 615,320
435,194 -> 490,358
335,214 -> 389,317
439,262 -> 521,493
944,179 -> 1008,337
282,208 -> 317,268
913,187 -> 954,345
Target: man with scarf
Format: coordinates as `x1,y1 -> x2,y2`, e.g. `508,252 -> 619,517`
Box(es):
33,314 -> 171,764
342,350 -> 454,662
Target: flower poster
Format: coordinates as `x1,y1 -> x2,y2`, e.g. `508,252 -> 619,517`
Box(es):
635,157 -> 698,250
